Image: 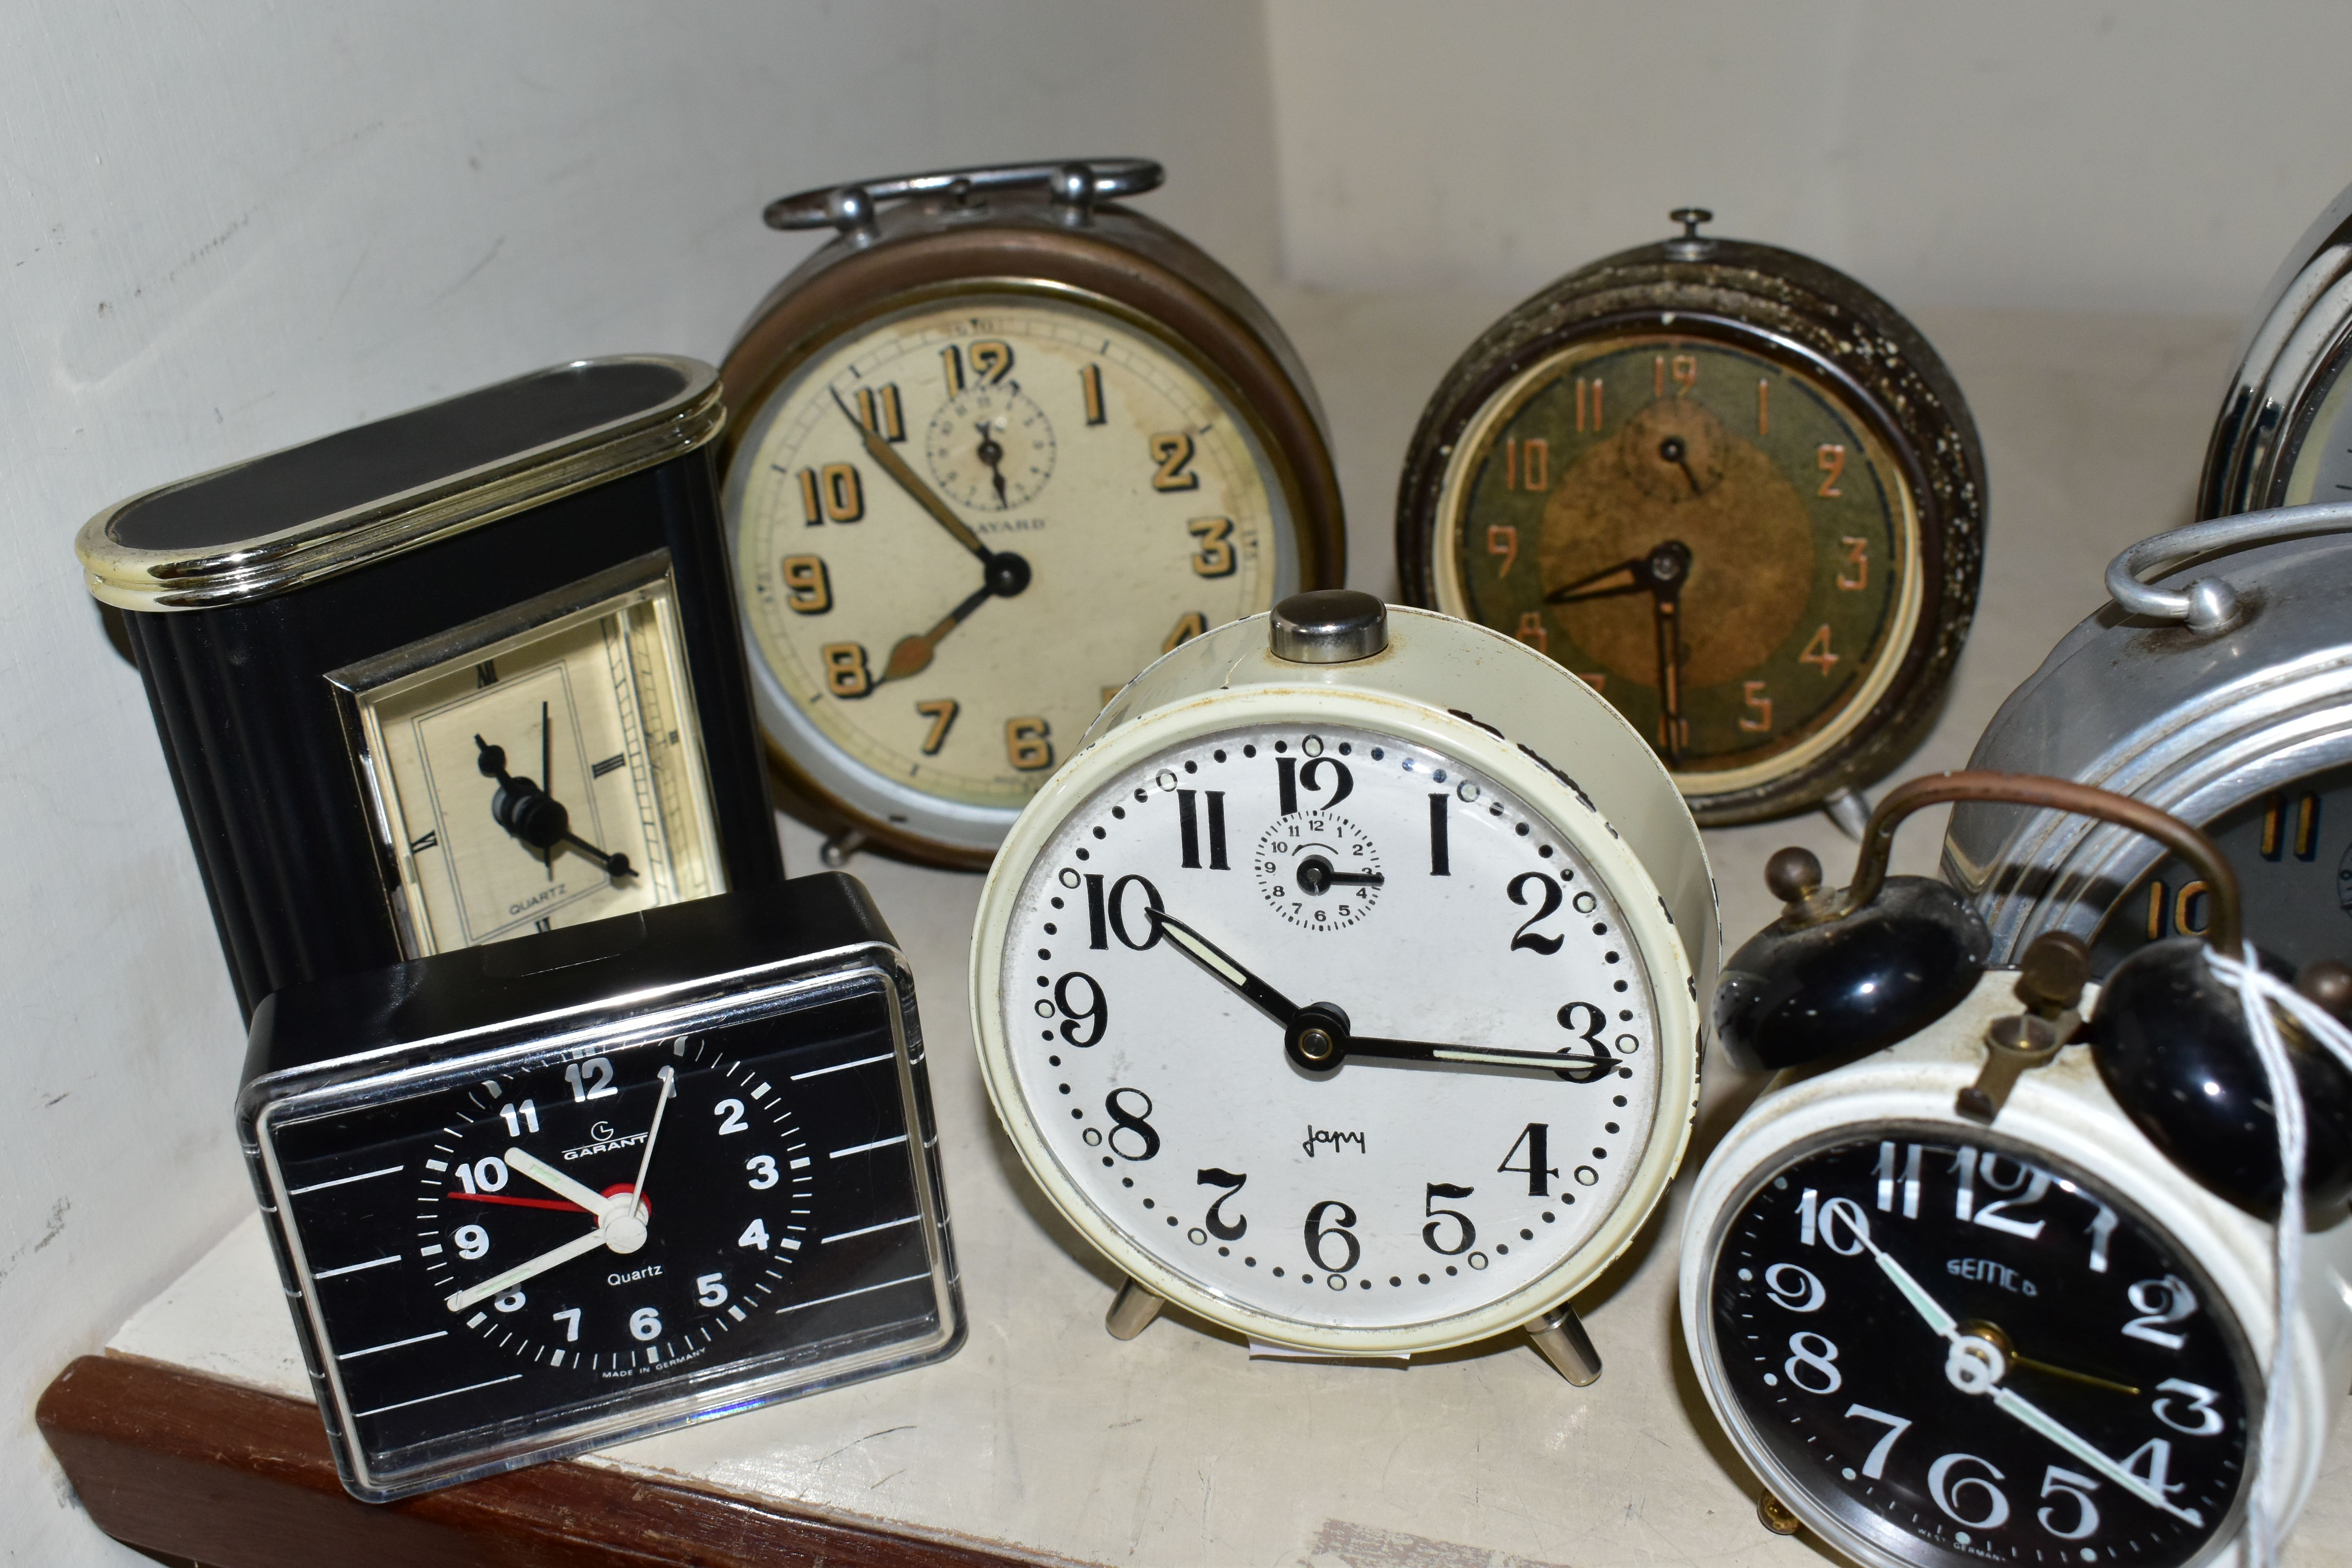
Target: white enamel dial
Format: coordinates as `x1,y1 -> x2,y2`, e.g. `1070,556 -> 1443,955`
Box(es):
728,291 -> 1295,826
991,720 -> 1671,1337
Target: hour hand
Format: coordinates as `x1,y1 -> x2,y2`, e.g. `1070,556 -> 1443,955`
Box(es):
506,1147 -> 617,1216
1544,558 -> 1651,605
1145,909 -> 1300,1027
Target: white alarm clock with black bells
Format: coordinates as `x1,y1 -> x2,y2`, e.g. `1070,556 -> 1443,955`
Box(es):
972,590 -> 1715,1380
1687,769 -> 2352,1568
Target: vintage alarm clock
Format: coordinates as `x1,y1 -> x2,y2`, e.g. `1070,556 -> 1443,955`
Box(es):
77,356 -> 782,1018
970,591 -> 1715,1379
1690,770 -> 2352,1568
2200,175 -> 2352,519
1395,209 -> 1985,833
1945,503 -> 2352,976
239,873 -> 961,1501
720,158 -> 1347,868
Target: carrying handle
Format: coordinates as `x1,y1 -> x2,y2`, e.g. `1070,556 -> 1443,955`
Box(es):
764,158 -> 1163,236
2105,499 -> 2352,633
1779,770 -> 2242,958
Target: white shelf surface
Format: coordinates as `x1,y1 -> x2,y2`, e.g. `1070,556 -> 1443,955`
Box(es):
112,301 -> 2352,1566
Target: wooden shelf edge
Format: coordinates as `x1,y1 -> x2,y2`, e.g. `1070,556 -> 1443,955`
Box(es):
38,1354 -> 1053,1568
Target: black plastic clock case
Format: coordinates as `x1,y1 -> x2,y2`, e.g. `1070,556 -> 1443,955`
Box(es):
77,358 -> 783,1018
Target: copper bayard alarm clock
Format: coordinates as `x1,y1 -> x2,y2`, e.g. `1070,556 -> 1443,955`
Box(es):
1396,211 -> 1985,831
721,160 -> 1345,867
1693,771 -> 2352,1567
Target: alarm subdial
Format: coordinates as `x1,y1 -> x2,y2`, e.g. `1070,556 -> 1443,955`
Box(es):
1254,812 -> 1384,931
1619,395 -> 1728,501
924,383 -> 1056,512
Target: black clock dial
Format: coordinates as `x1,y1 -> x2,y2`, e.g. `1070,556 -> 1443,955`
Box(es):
263,981 -> 947,1483
1710,1131 -> 2252,1568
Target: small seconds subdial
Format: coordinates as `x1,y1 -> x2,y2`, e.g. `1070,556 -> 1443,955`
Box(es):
925,383 -> 1056,511
1255,811 -> 1383,931
1711,1133 -> 2252,1568
419,1038 -> 811,1374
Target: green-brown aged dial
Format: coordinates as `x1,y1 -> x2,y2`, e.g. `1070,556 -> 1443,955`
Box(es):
1397,212 -> 1985,827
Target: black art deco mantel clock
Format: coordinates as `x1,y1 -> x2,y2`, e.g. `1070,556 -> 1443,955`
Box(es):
718,158 -> 1346,868
77,356 -> 784,1017
1396,210 -> 1985,835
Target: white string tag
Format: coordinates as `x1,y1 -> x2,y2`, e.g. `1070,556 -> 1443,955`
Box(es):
2202,949 -> 2352,1568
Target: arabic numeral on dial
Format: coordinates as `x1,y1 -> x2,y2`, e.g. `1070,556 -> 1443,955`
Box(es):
1929,1454 -> 2011,1530
1428,793 -> 1450,875
1085,873 -> 1163,951
697,1273 -> 728,1307
1198,1168 -> 1248,1240
494,1288 -> 526,1314
498,1099 -> 539,1138
565,1056 -> 617,1102
1498,1122 -> 1557,1196
1783,1331 -> 1842,1394
455,1157 -> 508,1195
1422,1183 -> 1476,1255
713,1098 -> 748,1135
630,1307 -> 662,1341
2123,1275 -> 2198,1349
2122,1437 -> 2186,1501
1054,972 -> 1109,1047
2152,1377 -> 2224,1436
1873,1140 -> 1924,1217
454,1225 -> 489,1260
1105,1088 -> 1159,1161
1764,1262 -> 1825,1312
1305,1200 -> 1360,1274
2087,1203 -> 2119,1274
1843,1405 -> 1910,1478
2037,1466 -> 2102,1541
746,1154 -> 780,1190
1506,872 -> 1564,954
737,1218 -> 770,1250
1973,1152 -> 2052,1239
1798,1191 -> 1870,1254
551,1308 -> 581,1343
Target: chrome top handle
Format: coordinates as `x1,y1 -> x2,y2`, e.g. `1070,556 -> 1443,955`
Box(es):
764,158 -> 1163,237
2105,499 -> 2352,634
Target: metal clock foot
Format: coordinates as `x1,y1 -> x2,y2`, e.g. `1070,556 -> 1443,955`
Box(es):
1757,1493 -> 1804,1536
1523,1301 -> 1602,1386
1105,1277 -> 1166,1340
820,828 -> 867,869
1822,787 -> 1871,841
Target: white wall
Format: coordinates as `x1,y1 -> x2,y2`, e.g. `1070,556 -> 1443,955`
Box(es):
0,4 -> 1276,1559
1266,0 -> 2352,315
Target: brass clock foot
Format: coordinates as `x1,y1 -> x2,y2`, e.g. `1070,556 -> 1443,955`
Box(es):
1523,1301 -> 1602,1386
820,828 -> 867,869
1757,1492 -> 1803,1536
1822,787 -> 1871,841
1105,1276 -> 1165,1340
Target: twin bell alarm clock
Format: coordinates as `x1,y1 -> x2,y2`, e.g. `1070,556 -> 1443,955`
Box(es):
1690,769 -> 2352,1568
971,590 -> 1715,1380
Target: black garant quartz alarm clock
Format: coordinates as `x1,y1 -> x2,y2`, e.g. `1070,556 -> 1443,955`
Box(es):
239,872 -> 961,1501
76,356 -> 782,1018
1689,771 -> 2352,1568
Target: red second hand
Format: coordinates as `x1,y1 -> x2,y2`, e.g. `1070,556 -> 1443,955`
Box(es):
448,1192 -> 584,1213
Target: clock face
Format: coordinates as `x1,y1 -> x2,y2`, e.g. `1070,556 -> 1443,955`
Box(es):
1432,335 -> 1923,797
350,573 -> 723,956
2091,764 -> 2352,978
727,290 -> 1294,821
260,981 -> 948,1489
1705,1130 -> 2251,1568
989,720 -> 1676,1337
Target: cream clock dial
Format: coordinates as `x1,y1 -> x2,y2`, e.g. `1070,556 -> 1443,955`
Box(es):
973,595 -> 1714,1366
731,293 -> 1284,828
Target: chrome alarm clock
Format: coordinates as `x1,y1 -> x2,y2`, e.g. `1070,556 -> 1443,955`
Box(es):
1945,505 -> 2352,975
1395,210 -> 1985,832
1690,772 -> 2352,1568
2200,176 -> 2352,519
720,160 -> 1345,868
970,591 -> 1714,1379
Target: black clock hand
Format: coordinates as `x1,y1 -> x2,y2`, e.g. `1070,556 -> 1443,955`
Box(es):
474,734 -> 637,881
540,701 -> 554,879
1295,855 -> 1385,895
1145,909 -> 1614,1081
1544,557 -> 1651,605
975,419 -> 1009,510
830,387 -> 995,566
1658,434 -> 1705,494
1649,541 -> 1690,765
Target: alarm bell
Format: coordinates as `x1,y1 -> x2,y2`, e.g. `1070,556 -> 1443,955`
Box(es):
1718,770 -> 2352,1216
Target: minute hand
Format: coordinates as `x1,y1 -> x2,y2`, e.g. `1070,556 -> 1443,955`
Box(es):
1346,1034 -> 1617,1076
831,390 -> 993,565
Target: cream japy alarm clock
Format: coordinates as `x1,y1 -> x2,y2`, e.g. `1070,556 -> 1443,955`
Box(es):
1687,771 -> 2352,1568
970,591 -> 1714,1376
